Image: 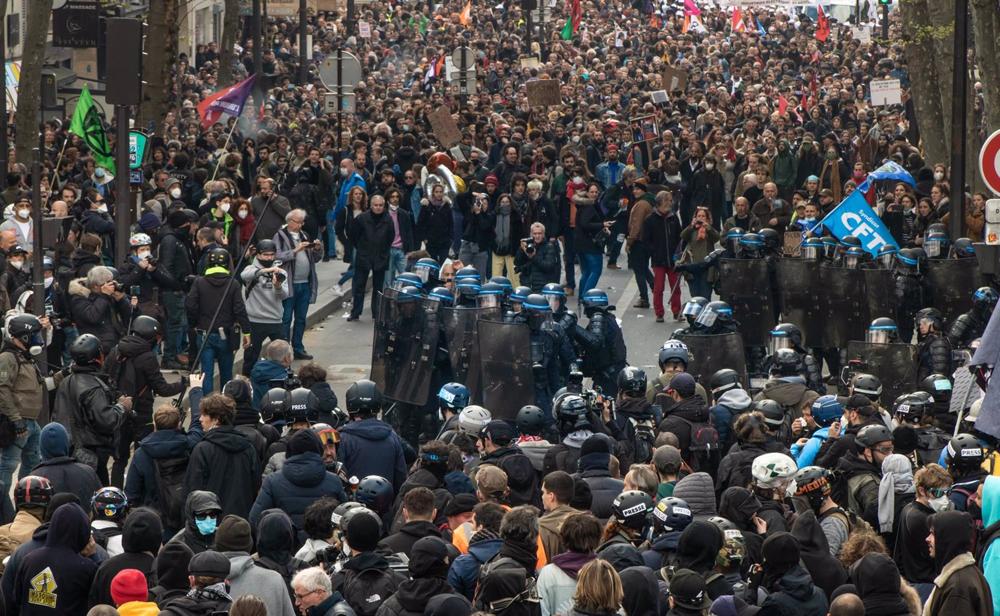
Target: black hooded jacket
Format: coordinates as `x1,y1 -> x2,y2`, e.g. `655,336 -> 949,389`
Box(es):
255,509 -> 305,601
718,488 -> 764,569
657,395 -> 710,460
480,445 -> 541,508
852,553 -> 911,616
676,521 -> 732,599
168,490 -> 222,555
106,334 -> 186,426
88,508 -> 162,607
376,576 -> 454,616
790,510 -> 847,599
184,426 -> 261,519
619,566 -> 661,616
12,503 -> 97,616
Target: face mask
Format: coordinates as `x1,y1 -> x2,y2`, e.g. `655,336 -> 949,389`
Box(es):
97,204 -> 108,214
195,516 -> 218,536
572,136 -> 581,144
138,250 -> 151,260
169,187 -> 182,199
258,257 -> 275,268
704,163 -> 715,170
219,202 -> 231,214
44,276 -> 53,289
9,260 -> 23,270
928,495 -> 951,512
340,167 -> 349,177
826,151 -> 837,160
16,209 -> 28,220
934,172 -> 944,181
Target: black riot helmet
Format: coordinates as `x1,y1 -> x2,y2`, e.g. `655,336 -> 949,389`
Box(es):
856,424 -> 893,450
723,227 -> 744,254
6,314 -> 41,347
801,237 -> 824,261
896,248 -> 920,272
428,286 -> 454,306
843,246 -> 866,270
260,387 -> 291,424
709,369 -> 742,396
541,283 -> 567,312
893,391 -> 933,424
287,387 -> 321,424
132,315 -> 162,342
759,228 -> 781,254
738,233 -> 764,258
478,282 -> 505,310
951,238 -> 976,259
205,247 -> 231,270
680,296 -> 708,327
413,257 -> 441,285
924,230 -> 949,258
617,366 -> 647,397
612,490 -> 653,532
768,322 -> 801,355
70,333 -> 103,366
510,286 -> 531,311
973,287 -> 999,317
770,348 -> 802,377
523,293 -> 552,329
555,394 -> 589,434
794,466 -> 832,512
489,276 -> 513,298
651,496 -> 693,534
866,317 -> 898,344
256,239 -> 278,254
695,301 -> 733,329
946,433 -> 985,472
914,307 -> 944,335
876,245 -> 898,269
515,405 -> 546,436
346,379 -> 382,417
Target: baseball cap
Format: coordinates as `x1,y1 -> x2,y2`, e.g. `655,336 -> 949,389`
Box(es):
669,373 -> 697,398
481,420 -> 518,445
669,568 -> 712,611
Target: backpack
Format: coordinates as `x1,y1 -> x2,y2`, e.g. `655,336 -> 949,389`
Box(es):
153,455 -> 189,532
341,563 -> 407,616
674,416 -> 720,471
93,525 -> 122,550
474,556 -> 541,616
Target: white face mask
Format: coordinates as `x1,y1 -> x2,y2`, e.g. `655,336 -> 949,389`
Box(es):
138,250 -> 152,260
933,172 -> 944,181
97,204 -> 108,214
928,494 -> 951,512
340,167 -> 349,177
169,187 -> 182,199
9,260 -> 23,270
219,202 -> 231,214
15,209 -> 29,220
237,210 -> 249,220
44,276 -> 53,289
704,163 -> 715,170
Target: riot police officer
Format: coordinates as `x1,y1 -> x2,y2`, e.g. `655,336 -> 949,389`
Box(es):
894,248 -> 925,343
866,317 -> 900,344
670,297 -> 709,339
542,283 -> 576,333
764,323 -> 825,393
413,257 -> 442,288
692,300 -> 738,335
875,245 -> 897,269
924,230 -> 949,260
573,289 -> 627,396
523,294 -> 563,418
914,308 -> 952,381
389,286 -> 433,446
951,237 -> 977,259
948,286 -> 998,349
454,276 -> 481,308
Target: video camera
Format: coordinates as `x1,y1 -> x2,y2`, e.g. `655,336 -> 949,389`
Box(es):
838,358 -> 869,396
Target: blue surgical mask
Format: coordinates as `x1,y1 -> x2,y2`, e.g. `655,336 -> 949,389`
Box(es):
195,516 -> 218,536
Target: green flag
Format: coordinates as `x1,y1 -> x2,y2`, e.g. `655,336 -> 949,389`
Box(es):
69,85 -> 115,173
560,16 -> 572,39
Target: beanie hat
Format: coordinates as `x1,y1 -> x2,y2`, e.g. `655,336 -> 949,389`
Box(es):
155,542 -> 195,591
580,433 -> 613,457
214,515 -> 254,553
762,532 -> 800,573
346,510 -> 382,552
44,492 -> 80,522
122,508 -> 164,554
424,593 -> 473,616
485,173 -> 499,186
286,429 -> 324,457
39,423 -> 69,459
111,569 -> 148,606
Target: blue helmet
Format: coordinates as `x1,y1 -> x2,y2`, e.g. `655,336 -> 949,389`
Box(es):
541,282 -> 566,298
581,288 -> 609,308
394,272 -> 424,290
489,276 -> 513,295
428,286 -> 454,305
396,285 -> 423,303
811,395 -> 842,426
455,266 -> 481,284
523,293 -> 551,312
438,382 -> 470,411
511,286 -> 531,303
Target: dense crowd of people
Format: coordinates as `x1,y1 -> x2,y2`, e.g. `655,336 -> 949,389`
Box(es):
0,0 -> 996,614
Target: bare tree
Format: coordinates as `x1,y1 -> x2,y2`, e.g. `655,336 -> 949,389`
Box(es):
141,0 -> 180,132
218,0 -> 242,87
971,0 -> 1000,132
899,0 -> 949,166
14,0 -> 54,166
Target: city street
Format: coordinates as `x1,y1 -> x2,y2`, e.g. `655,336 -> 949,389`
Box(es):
295,262 -> 694,404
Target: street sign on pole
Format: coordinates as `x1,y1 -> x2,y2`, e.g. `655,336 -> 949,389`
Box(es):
451,46 -> 474,70
318,50 -> 363,89
128,131 -> 148,170
979,129 -> 1000,197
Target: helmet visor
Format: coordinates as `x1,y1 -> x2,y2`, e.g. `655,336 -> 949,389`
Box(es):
878,252 -> 895,268
844,254 -> 859,269
926,240 -> 942,258
416,267 -> 431,284
547,295 -> 561,312
866,329 -> 893,344
478,294 -> 499,309
695,308 -> 717,328
767,336 -> 793,356
801,245 -> 819,260
682,301 -> 702,317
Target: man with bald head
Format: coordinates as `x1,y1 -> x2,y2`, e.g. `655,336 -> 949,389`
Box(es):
751,181 -> 792,234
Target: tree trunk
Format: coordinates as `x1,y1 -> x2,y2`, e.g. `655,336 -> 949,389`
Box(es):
924,0 -> 956,147
141,0 -> 180,132
218,0 -> 242,87
14,0 -> 53,167
899,0 -> 949,166
970,0 -> 1000,135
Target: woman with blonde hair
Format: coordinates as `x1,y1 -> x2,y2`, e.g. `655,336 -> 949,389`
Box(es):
569,559 -> 623,616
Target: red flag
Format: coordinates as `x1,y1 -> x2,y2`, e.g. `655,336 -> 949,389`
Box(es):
801,92 -> 809,113
459,1 -> 471,26
731,8 -> 746,32
815,4 -> 830,42
778,95 -> 788,116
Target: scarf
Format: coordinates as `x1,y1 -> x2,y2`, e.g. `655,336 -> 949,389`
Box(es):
877,454 -> 914,533
470,529 -> 500,545
551,551 -> 596,579
188,583 -> 232,603
499,537 -> 538,573
494,201 -> 512,251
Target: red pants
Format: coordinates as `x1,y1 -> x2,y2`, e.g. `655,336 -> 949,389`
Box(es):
653,266 -> 682,318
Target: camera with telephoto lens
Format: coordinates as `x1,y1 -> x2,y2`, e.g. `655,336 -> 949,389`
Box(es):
110,280 -> 124,292
269,369 -> 302,391
522,238 -> 535,255
567,363 -> 584,394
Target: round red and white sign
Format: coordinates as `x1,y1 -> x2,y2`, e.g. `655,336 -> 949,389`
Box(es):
980,129 -> 1000,196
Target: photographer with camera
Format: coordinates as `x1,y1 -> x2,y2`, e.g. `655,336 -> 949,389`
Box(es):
0,246 -> 29,307
241,239 -> 290,376
157,208 -> 199,370
119,233 -> 177,320
514,222 -> 561,292
68,265 -> 134,354
457,188 -> 493,277
186,248 -> 251,393
52,333 -> 134,484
